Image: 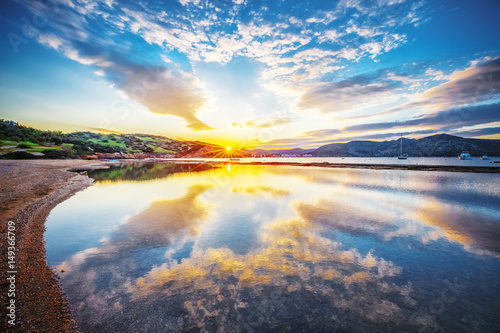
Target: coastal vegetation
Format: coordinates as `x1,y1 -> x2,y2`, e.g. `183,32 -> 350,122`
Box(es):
0,120 -> 220,159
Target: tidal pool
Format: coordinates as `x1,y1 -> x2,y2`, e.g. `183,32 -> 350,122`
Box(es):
45,162 -> 500,332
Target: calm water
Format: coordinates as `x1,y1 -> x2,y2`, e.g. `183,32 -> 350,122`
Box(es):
45,162 -> 500,332
171,156 -> 500,167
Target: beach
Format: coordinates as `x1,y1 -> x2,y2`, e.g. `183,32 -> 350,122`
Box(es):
1,158 -> 499,332
0,160 -> 111,332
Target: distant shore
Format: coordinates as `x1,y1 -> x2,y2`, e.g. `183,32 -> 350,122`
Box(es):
0,158 -> 499,332
164,158 -> 500,173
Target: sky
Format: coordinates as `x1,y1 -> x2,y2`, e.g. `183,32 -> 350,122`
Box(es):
0,0 -> 499,149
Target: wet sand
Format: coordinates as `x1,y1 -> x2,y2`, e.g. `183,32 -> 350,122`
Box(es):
0,160 -> 111,332
0,158 -> 498,332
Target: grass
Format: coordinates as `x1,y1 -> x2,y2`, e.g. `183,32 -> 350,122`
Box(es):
1,140 -> 17,146
86,138 -> 126,148
152,147 -> 176,154
137,136 -> 157,142
26,148 -> 48,153
20,141 -> 38,147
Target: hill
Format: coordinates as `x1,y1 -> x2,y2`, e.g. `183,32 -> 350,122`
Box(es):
311,134 -> 500,157
0,120 -> 222,159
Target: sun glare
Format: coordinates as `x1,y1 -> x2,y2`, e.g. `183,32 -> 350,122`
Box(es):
227,146 -> 231,151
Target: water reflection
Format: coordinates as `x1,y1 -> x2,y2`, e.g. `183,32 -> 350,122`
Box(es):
45,163 -> 500,332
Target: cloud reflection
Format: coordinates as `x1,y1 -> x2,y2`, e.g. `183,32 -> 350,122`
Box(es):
47,164 -> 500,332
126,218 -> 416,331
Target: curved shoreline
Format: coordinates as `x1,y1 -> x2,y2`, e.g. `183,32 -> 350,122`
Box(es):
0,160 -> 111,332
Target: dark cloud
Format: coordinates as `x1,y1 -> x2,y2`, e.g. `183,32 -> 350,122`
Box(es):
418,58 -> 500,109
450,126 -> 500,138
381,58 -> 500,115
298,72 -> 402,113
344,103 -> 500,133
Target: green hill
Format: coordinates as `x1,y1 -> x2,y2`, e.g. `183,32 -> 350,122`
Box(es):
0,120 -> 222,159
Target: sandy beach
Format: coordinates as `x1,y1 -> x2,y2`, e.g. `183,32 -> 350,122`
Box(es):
0,160 -> 111,332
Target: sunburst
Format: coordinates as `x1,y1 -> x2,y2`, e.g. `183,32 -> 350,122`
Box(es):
187,143 -> 244,159
209,146 -> 244,159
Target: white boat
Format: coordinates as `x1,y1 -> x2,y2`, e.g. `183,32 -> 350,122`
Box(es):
481,155 -> 489,160
397,135 -> 408,159
459,151 -> 472,160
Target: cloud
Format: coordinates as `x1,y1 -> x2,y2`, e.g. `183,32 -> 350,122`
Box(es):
449,126 -> 500,138
424,68 -> 450,81
116,63 -> 213,131
383,58 -> 500,115
88,127 -> 124,134
36,29 -> 213,130
298,72 -> 402,113
344,103 -> 500,133
111,184 -> 213,249
302,129 -> 342,138
232,116 -> 291,128
416,58 -> 500,110
37,33 -> 64,49
296,199 -> 395,238
231,185 -> 290,197
24,0 -> 214,131
415,199 -> 500,256
19,0 -> 433,136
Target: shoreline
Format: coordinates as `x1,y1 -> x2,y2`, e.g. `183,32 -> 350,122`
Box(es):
0,158 -> 498,332
0,160 -> 112,332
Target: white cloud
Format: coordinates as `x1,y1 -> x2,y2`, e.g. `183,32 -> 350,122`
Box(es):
424,68 -> 450,81
37,34 -> 64,50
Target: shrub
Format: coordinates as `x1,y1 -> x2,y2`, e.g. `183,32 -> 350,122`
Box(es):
1,151 -> 38,159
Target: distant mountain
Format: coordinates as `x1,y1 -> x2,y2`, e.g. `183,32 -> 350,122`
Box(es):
244,148 -> 315,156
311,134 -> 500,157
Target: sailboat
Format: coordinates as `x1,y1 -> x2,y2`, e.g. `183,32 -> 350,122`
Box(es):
398,135 -> 409,159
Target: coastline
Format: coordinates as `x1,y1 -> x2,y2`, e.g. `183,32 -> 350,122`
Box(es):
0,160 -> 111,332
0,158 -> 498,332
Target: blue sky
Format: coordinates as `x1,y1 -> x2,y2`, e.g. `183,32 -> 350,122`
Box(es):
0,0 -> 499,148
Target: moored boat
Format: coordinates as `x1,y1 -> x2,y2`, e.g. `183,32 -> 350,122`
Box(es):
459,151 -> 472,160
397,135 -> 408,159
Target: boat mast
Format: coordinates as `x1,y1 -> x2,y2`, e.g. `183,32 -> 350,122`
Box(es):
400,135 -> 403,155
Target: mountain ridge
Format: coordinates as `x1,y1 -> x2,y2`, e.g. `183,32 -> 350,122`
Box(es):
309,134 -> 500,157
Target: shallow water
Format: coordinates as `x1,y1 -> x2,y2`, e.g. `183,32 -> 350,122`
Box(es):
45,162 -> 500,332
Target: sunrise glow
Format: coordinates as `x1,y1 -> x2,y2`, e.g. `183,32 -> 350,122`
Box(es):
1,0 -> 499,148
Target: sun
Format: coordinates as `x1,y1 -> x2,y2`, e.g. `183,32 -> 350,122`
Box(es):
185,143 -> 243,159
